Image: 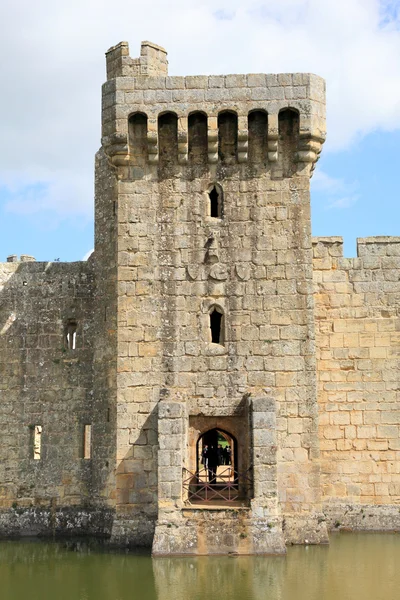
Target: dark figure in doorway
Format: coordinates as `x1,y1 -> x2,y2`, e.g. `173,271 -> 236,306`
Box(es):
201,444 -> 209,470
222,446 -> 228,465
207,444 -> 219,483
226,445 -> 231,465
217,444 -> 224,466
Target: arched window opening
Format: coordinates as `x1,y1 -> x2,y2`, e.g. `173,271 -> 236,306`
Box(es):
209,185 -> 223,218
65,319 -> 78,350
158,112 -> 178,170
188,112 -> 208,166
248,110 -> 268,164
278,108 -> 299,177
218,111 -> 238,164
210,306 -> 224,345
128,113 -> 148,166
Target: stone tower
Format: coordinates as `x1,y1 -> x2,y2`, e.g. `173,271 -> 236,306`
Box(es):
96,40 -> 327,554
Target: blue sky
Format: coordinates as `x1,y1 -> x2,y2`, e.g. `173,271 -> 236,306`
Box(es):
312,129 -> 400,257
1,0 -> 400,262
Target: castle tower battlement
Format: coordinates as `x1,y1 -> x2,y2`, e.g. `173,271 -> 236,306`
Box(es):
101,41 -> 326,175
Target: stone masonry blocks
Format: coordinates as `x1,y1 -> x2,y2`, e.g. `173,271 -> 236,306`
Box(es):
1,39 -> 399,553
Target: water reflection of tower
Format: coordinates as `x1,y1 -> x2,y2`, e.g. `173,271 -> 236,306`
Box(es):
152,555 -> 287,600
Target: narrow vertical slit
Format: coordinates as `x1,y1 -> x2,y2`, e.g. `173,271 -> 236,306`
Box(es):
210,308 -> 224,345
209,186 -> 221,218
33,425 -> 42,460
65,320 -> 78,350
83,424 -> 92,459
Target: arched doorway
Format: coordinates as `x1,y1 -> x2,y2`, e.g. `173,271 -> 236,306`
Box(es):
196,428 -> 237,479
183,427 -> 251,505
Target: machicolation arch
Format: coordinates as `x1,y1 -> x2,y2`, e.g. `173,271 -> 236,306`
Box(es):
188,111 -> 208,166
218,111 -> 238,164
125,107 -> 303,171
128,112 -> 148,165
158,111 -> 178,169
248,110 -> 268,164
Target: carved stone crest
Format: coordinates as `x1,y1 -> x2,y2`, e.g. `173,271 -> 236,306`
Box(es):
187,265 -> 200,280
235,264 -> 250,280
209,264 -> 228,281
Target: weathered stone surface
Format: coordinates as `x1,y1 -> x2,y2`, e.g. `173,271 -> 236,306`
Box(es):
313,237 -> 400,529
1,39 -> 399,554
153,508 -> 286,555
0,507 -> 113,538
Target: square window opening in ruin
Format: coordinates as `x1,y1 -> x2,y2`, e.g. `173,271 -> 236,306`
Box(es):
65,319 -> 78,350
83,424 -> 92,459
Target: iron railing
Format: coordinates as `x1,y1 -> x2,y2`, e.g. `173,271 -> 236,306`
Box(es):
182,467 -> 253,504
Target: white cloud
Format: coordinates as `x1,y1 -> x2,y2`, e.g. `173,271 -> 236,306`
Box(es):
312,167 -> 359,210
1,0 -> 400,222
327,195 -> 360,210
312,170 -> 347,194
3,170 -> 93,220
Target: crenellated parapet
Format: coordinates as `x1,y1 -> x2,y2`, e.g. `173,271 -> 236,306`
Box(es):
101,41 -> 326,176
313,236 -> 400,276
313,235 -> 400,317
106,41 -> 168,80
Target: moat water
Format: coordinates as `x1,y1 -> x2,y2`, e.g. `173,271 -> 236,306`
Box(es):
0,533 -> 399,600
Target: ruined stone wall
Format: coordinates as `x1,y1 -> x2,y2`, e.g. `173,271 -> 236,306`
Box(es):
314,237 -> 400,530
102,40 -> 328,549
0,258 -> 97,531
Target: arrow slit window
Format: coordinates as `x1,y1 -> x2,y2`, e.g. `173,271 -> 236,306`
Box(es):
209,305 -> 225,345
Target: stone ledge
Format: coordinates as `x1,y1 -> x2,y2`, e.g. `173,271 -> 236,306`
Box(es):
0,507 -> 114,539
323,503 -> 400,532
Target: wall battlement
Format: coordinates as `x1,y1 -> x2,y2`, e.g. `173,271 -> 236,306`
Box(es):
6,254 -> 36,263
313,236 -> 400,276
102,41 -> 325,174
